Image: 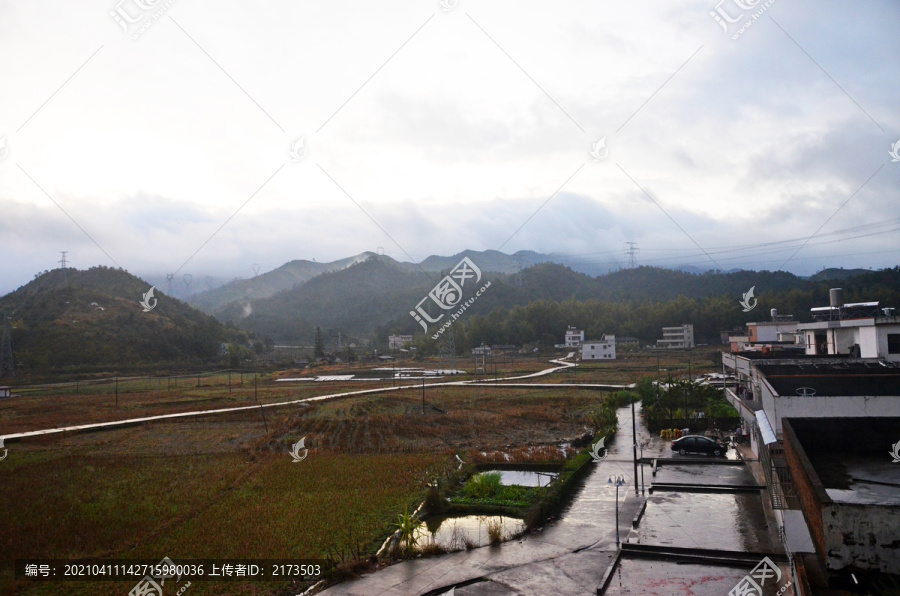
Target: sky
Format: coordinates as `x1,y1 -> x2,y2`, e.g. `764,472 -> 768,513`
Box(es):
1,0 -> 898,297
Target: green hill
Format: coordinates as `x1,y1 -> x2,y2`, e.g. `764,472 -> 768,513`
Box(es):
216,257 -> 900,347
808,267 -> 872,282
217,256 -> 434,341
187,253 -> 382,313
0,266 -> 229,372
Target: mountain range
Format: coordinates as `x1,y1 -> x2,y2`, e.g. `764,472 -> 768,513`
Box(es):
1,252 -> 895,372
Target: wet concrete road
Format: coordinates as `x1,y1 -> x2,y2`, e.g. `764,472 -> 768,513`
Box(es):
634,491 -> 772,552
653,463 -> 753,486
603,559 -> 785,596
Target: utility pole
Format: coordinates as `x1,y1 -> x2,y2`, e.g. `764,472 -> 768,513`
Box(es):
687,358 -> 692,430
421,376 -> 425,415
631,396 -> 639,496
254,376 -> 268,434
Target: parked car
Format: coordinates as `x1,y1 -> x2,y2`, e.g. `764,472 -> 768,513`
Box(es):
671,435 -> 728,456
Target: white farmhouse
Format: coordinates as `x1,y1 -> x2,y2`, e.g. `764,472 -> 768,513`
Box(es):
582,335 -> 616,360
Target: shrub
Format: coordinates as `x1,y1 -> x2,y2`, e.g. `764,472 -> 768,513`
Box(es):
486,517 -> 503,544
462,472 -> 502,499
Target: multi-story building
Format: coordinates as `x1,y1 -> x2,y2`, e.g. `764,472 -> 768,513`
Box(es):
747,310 -> 800,342
725,310 -> 804,354
564,326 -> 584,348
797,288 -> 900,361
656,324 -> 694,349
721,329 -> 900,589
582,335 -> 616,360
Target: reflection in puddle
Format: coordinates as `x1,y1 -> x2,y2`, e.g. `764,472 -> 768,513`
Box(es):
479,469 -> 559,487
415,515 -> 525,549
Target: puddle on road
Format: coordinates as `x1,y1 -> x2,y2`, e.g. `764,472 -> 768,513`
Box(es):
634,492 -> 772,552
480,469 -> 559,487
654,464 -> 755,486
414,514 -> 525,549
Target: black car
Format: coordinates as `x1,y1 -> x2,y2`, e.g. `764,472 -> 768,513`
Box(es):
671,435 -> 727,456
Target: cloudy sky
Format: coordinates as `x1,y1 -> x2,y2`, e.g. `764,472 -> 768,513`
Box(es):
1,0 -> 898,296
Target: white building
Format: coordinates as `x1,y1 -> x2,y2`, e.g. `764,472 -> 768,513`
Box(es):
565,326 -> 584,348
388,335 -> 413,350
797,293 -> 900,361
657,324 -> 694,349
582,335 -> 616,360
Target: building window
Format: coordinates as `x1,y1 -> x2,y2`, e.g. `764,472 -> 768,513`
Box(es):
889,334 -> 900,354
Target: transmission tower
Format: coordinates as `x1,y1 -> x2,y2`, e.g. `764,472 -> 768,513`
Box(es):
513,255 -> 524,287
0,315 -> 14,377
166,273 -> 174,296
624,242 -> 638,268
59,251 -> 68,283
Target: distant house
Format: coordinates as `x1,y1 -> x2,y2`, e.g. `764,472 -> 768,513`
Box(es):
582,335 -> 616,360
565,326 -> 584,348
0,386 -> 10,398
388,335 -> 413,350
657,324 -> 694,349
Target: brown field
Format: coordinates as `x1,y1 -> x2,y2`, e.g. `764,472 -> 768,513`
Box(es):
0,350 -> 718,595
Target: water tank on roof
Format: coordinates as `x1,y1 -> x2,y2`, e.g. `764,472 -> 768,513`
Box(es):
770,308 -> 778,320
829,288 -> 844,308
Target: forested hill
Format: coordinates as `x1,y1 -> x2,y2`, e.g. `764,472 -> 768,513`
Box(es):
0,267 -> 228,371
219,257 -> 900,346
216,256 -> 435,340
187,252 -> 380,313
